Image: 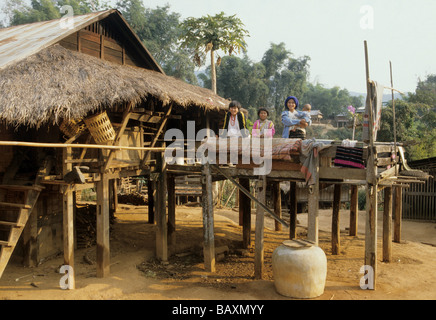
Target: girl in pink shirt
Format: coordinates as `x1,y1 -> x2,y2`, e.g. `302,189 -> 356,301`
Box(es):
252,107 -> 275,138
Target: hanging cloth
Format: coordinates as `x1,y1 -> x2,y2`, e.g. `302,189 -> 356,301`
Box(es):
362,81 -> 384,142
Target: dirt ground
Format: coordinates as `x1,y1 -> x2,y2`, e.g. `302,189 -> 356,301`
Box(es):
0,203 -> 435,301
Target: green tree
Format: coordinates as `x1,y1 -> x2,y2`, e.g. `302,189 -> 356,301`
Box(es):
261,42 -> 310,112
215,54 -> 268,108
398,74 -> 436,160
4,0 -> 106,26
117,1 -> 198,84
301,83 -> 359,119
179,12 -> 249,93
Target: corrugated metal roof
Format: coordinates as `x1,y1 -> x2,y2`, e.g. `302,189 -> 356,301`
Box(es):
0,9 -> 115,70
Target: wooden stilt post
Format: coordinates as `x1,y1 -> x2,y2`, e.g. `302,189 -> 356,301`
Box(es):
383,187 -> 393,262
147,179 -> 155,224
307,157 -> 320,245
155,151 -> 168,262
167,174 -> 176,248
239,178 -> 251,248
113,179 -> 118,213
332,184 -> 341,255
96,174 -> 110,278
273,181 -> 282,232
349,185 -> 359,236
254,175 -> 266,280
62,146 -> 75,288
364,40 -> 377,289
202,162 -> 215,272
22,200 -> 39,267
289,181 -> 297,239
394,186 -> 402,243
63,184 -> 76,288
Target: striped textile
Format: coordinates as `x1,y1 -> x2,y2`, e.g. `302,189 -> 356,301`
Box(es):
334,146 -> 365,169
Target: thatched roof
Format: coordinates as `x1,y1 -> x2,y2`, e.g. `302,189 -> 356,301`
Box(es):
0,44 -> 230,128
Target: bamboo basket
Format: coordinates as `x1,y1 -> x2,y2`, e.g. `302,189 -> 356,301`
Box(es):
84,111 -> 116,144
60,119 -> 86,138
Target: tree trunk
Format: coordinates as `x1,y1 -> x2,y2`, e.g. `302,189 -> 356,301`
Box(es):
211,49 -> 217,94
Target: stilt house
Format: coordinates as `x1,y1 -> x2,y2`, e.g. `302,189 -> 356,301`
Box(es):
0,9 -> 230,282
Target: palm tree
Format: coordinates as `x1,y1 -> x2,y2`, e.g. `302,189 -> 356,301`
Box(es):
179,12 -> 249,94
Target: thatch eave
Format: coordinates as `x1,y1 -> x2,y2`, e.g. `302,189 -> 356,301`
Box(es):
0,44 -> 230,128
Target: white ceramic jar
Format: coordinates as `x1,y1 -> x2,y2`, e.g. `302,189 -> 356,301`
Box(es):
272,239 -> 327,298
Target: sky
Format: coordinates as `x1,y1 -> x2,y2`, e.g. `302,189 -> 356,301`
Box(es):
133,0 -> 436,94
2,0 -> 436,94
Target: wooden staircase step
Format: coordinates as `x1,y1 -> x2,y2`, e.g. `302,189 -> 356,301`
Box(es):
0,202 -> 31,209
0,221 -> 23,227
0,240 -> 11,247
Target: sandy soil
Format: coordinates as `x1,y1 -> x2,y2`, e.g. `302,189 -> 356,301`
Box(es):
0,204 -> 435,301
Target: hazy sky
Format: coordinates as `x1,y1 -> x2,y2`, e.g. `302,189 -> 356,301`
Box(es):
135,0 -> 436,94
2,0 -> 436,94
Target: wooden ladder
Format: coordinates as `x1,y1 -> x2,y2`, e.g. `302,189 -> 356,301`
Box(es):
0,184 -> 44,279
0,158 -> 51,279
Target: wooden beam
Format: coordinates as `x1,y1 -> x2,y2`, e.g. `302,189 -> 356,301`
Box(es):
307,155 -> 320,245
364,40 -> 377,290
211,164 -> 289,228
62,146 -> 75,289
104,103 -> 133,171
272,181 -> 282,232
155,151 -> 168,262
394,186 -> 402,243
383,187 -> 393,262
331,184 -> 341,255
254,175 -> 266,280
289,181 -> 297,239
62,185 -> 75,289
96,174 -> 110,277
201,162 -> 215,272
239,178 -> 251,248
167,175 -> 176,248
148,179 -> 155,224
349,185 -> 358,236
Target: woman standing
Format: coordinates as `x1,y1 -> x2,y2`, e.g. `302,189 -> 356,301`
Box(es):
281,96 -> 311,139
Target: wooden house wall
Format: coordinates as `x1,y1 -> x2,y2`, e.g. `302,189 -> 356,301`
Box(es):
58,20 -> 145,68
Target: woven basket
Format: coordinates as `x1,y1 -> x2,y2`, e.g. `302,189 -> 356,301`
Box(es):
84,111 -> 116,144
60,119 -> 86,138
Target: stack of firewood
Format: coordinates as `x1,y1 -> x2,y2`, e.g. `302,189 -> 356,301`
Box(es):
117,193 -> 148,206
76,204 -> 116,248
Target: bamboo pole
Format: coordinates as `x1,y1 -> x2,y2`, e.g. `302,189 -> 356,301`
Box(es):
0,140 -> 166,152
390,61 -> 398,176
364,40 -> 377,290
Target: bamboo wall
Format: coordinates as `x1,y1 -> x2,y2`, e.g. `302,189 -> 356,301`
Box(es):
403,165 -> 436,221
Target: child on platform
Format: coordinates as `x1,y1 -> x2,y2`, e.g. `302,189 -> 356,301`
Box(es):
252,107 -> 275,138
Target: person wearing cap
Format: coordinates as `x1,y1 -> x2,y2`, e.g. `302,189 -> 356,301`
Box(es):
221,100 -> 249,138
281,96 -> 311,139
252,107 -> 275,138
